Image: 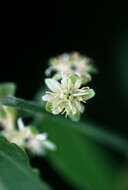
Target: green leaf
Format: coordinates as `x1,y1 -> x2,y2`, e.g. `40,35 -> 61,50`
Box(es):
0,105 -> 6,118
0,136 -> 52,190
0,83 -> 16,98
45,78 -> 60,92
114,167 -> 128,190
36,115 -> 117,190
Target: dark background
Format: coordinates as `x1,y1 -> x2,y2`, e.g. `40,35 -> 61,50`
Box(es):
1,2 -> 128,189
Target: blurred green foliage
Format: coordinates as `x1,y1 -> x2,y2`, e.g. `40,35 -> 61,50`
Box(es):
114,32 -> 128,109
0,83 -> 16,98
36,115 -> 118,190
0,136 -> 52,190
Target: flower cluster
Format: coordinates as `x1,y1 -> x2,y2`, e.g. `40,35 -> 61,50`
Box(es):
45,52 -> 97,84
0,83 -> 56,156
43,73 -> 95,121
43,51 -> 96,122
2,118 -> 56,155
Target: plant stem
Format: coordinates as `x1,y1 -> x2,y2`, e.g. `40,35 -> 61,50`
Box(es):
0,96 -> 128,156
0,97 -> 44,116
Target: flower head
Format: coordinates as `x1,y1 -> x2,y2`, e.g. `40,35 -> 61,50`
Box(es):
45,52 -> 97,84
3,118 -> 56,155
42,73 -> 95,121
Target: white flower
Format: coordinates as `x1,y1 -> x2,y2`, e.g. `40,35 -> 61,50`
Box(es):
4,118 -> 56,155
46,52 -> 97,84
42,73 -> 95,121
27,134 -> 56,155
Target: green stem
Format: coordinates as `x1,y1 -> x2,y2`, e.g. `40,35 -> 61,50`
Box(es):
0,96 -> 128,156
0,97 -> 44,116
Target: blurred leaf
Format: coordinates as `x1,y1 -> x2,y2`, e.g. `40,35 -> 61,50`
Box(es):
0,105 -> 6,118
0,83 -> 16,98
0,136 -> 52,190
114,34 -> 128,106
114,167 -> 128,190
36,115 -> 117,190
0,83 -> 17,129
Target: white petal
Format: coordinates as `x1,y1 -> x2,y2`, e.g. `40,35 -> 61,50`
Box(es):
17,118 -> 24,131
45,78 -> 60,92
68,79 -> 72,90
67,100 -> 73,111
52,110 -> 60,115
72,93 -> 87,96
75,101 -> 84,113
42,94 -> 53,101
61,53 -> 69,61
42,140 -> 56,150
60,91 -> 64,99
36,133 -> 47,140
61,72 -> 68,85
74,79 -> 82,89
45,67 -> 53,76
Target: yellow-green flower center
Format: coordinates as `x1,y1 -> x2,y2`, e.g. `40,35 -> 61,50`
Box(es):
63,92 -> 74,101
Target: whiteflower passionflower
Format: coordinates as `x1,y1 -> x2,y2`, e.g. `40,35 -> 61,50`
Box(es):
45,52 -> 97,84
42,73 -> 95,121
2,118 -> 56,156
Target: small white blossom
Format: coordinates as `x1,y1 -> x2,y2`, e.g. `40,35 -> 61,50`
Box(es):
17,117 -> 25,130
3,118 -> 56,155
46,52 -> 97,84
42,73 -> 95,121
